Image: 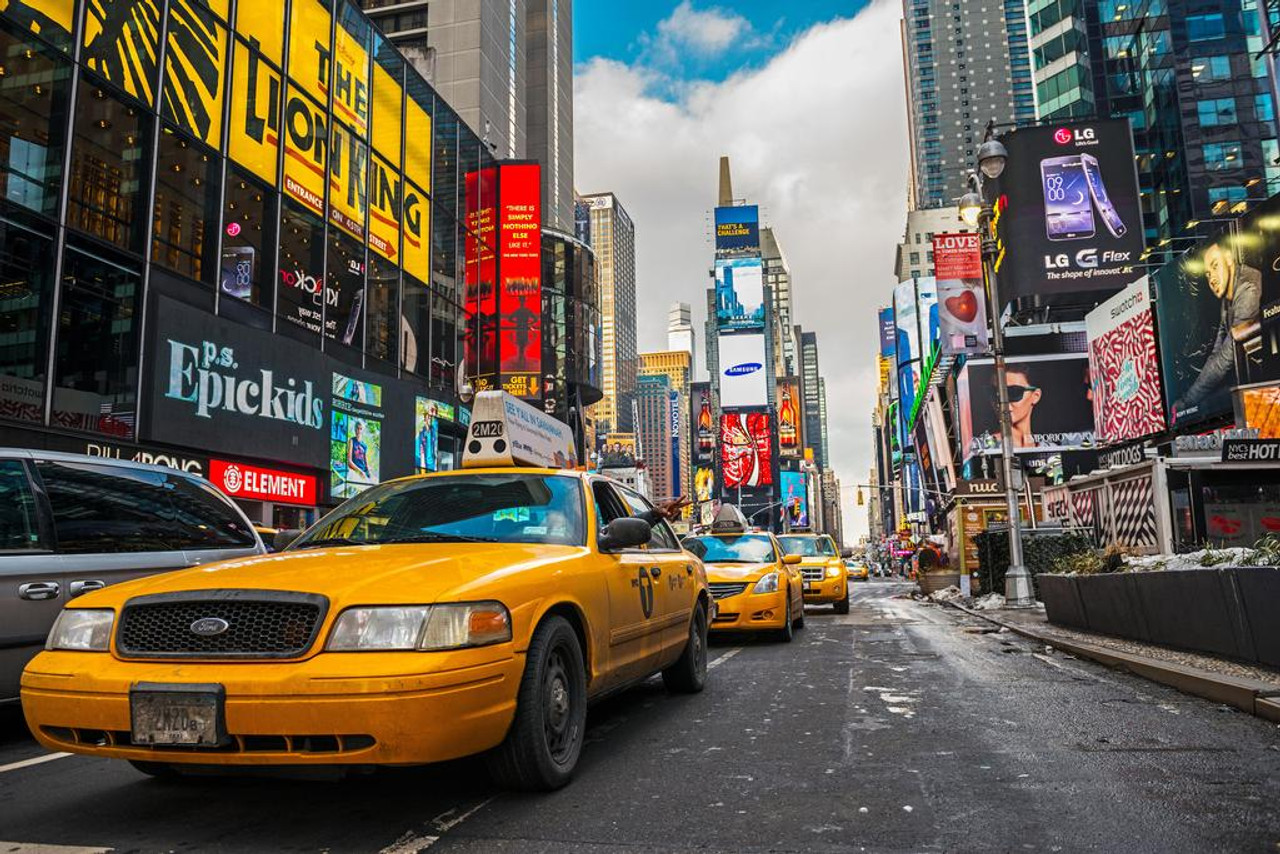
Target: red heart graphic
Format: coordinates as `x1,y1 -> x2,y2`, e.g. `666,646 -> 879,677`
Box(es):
945,291 -> 979,323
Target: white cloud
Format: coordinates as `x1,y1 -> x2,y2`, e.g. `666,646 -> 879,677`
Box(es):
575,0 -> 907,539
637,1 -> 761,70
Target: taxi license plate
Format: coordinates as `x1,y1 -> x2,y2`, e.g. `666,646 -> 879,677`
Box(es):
130,683 -> 226,746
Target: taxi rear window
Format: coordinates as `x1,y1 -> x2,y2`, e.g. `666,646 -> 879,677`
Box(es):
682,535 -> 776,564
294,474 -> 585,548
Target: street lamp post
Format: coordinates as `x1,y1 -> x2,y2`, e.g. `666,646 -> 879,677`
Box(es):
959,133 -> 1034,608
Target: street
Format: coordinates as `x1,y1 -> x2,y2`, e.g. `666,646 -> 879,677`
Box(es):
2,581 -> 1278,854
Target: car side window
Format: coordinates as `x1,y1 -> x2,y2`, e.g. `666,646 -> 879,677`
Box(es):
591,481 -> 631,532
165,476 -> 258,549
0,460 -> 45,551
617,489 -> 680,551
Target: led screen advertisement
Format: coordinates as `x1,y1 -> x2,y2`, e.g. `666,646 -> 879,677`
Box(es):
777,377 -> 802,458
958,354 -> 1096,461
414,397 -> 457,474
692,381 -> 714,464
878,306 -> 896,358
933,233 -> 988,356
718,333 -> 769,408
993,118 -> 1144,304
715,257 -> 766,330
714,205 -> 760,257
497,162 -> 542,400
893,278 -> 938,430
780,470 -> 808,528
331,374 -> 383,499
720,412 -> 773,489
695,466 -> 715,501
464,166 -> 499,393
1085,277 -> 1167,444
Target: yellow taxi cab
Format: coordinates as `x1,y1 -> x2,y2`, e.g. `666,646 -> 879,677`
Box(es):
682,507 -> 805,642
846,560 -> 871,582
777,533 -> 850,614
20,392 -> 711,792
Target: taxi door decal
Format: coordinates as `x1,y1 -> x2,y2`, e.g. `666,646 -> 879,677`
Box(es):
631,568 -> 654,619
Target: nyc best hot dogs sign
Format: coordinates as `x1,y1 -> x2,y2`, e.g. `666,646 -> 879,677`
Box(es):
228,0 -> 431,281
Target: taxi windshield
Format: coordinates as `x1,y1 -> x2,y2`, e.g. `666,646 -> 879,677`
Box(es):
683,534 -> 776,564
777,535 -> 835,557
292,474 -> 585,548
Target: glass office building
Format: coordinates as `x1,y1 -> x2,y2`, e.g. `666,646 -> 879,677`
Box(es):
0,0 -> 598,524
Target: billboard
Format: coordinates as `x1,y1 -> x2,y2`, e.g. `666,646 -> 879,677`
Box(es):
893,278 -> 938,430
933,233 -> 988,356
720,412 -> 772,488
715,257 -> 766,330
777,377 -> 802,458
692,381 -> 714,464
695,466 -> 714,501
1240,385 -> 1280,439
1085,277 -> 1167,444
497,162 -> 542,400
878,306 -> 896,358
718,333 -> 768,408
331,374 -> 383,499
958,354 -> 1096,461
714,205 -> 760,256
993,118 -> 1144,304
780,470 -> 808,528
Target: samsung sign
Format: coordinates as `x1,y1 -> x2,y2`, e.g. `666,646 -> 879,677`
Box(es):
725,362 -> 762,377
717,333 -> 769,409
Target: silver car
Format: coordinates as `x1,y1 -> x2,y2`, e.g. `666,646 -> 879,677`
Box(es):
0,450 -> 264,702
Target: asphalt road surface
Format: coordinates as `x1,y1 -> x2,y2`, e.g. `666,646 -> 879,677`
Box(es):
2,581 -> 1278,853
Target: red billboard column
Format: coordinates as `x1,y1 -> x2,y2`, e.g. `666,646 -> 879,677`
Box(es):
497,162 -> 542,401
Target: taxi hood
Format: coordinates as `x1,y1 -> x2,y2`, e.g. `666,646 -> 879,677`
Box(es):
75,543 -> 584,608
702,562 -> 776,582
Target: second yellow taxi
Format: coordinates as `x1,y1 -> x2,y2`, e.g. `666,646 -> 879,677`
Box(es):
778,533 -> 851,614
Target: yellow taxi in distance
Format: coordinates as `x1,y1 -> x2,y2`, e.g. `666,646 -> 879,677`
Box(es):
21,393 -> 711,792
683,514 -> 804,642
847,561 -> 871,582
778,533 -> 850,614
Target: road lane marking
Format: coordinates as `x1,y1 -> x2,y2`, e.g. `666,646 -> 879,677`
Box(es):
0,845 -> 111,853
708,648 -> 742,670
0,752 -> 72,774
378,797 -> 496,854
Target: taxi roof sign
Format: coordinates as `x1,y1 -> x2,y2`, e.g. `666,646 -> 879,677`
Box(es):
462,391 -> 579,470
709,503 -> 749,534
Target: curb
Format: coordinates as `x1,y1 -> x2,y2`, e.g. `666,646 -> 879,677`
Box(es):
945,601 -> 1280,723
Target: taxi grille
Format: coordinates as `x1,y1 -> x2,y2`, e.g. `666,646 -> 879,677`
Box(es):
708,582 -> 749,600
117,591 -> 328,659
801,567 -> 825,583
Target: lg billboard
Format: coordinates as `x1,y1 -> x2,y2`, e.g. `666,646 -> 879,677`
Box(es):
993,118 -> 1144,305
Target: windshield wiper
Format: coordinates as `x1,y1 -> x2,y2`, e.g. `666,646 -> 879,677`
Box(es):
379,532 -> 500,544
294,537 -> 369,549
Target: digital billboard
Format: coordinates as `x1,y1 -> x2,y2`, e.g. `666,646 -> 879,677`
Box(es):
1240,385 -> 1280,439
721,412 -> 772,488
718,333 -> 769,408
715,257 -> 766,330
993,118 -> 1144,304
464,166 -> 499,393
958,355 -> 1096,461
692,381 -> 714,464
878,306 -> 896,358
414,396 -> 453,474
780,470 -> 808,528
695,466 -> 715,501
331,374 -> 383,499
714,205 -> 760,257
893,278 -> 938,431
1085,277 -> 1166,444
497,162 -> 542,400
777,377 -> 802,458
933,233 -> 988,356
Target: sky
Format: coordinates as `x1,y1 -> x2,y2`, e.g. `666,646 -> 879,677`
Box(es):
573,0 -> 907,540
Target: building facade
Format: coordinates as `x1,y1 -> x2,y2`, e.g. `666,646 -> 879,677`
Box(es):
583,192 -> 637,439
901,0 -> 1037,209
634,374 -> 675,501
761,226 -> 796,377
893,208 -> 972,282
797,329 -> 826,469
0,0 -> 597,527
666,301 -> 696,377
639,350 -> 692,506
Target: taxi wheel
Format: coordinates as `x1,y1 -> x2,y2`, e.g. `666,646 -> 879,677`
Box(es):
776,599 -> 794,643
833,586 -> 851,615
793,595 -> 806,630
662,601 -> 708,694
486,615 -> 586,792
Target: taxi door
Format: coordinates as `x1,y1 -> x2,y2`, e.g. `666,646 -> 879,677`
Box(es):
616,488 -> 695,664
591,480 -> 665,686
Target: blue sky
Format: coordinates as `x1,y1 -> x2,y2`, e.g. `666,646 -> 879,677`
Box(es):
575,1 -> 871,85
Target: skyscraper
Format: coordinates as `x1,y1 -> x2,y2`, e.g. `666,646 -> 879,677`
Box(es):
760,227 -> 795,377
901,0 -> 1037,209
667,302 -> 696,379
583,192 -> 637,438
797,328 -> 826,469
640,350 -> 693,507
357,0 -> 574,231
634,374 -> 676,501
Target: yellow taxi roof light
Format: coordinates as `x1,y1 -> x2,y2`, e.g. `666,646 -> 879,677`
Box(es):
462,391 -> 579,471
710,503 -> 749,534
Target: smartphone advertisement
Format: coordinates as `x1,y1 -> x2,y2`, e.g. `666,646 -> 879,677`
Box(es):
993,118 -> 1144,305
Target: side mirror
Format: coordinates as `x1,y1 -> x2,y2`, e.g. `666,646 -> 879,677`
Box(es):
840,547 -> 854,559
599,517 -> 651,552
274,529 -> 304,551
782,554 -> 802,566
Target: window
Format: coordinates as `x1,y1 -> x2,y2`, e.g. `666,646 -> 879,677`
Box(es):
366,252 -> 398,366
0,214 -> 55,423
1197,98 -> 1238,127
0,26 -> 71,218
0,460 -> 43,550
53,241 -> 141,438
326,227 -> 365,349
219,167 -> 276,312
36,460 -> 255,553
1204,140 -> 1243,171
67,85 -> 151,252
1191,55 -> 1231,81
1187,13 -> 1225,42
152,126 -> 219,284
276,201 -> 325,340
401,270 -> 430,376
618,488 -> 680,550
1257,94 -> 1276,124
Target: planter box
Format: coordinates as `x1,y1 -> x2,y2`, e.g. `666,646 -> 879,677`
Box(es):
1229,567 -> 1280,667
1037,574 -> 1087,630
1130,570 -> 1240,659
1078,573 -> 1148,641
920,572 -> 960,595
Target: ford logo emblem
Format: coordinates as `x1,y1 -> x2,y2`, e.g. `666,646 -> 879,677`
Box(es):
190,617 -> 230,636
725,362 -> 762,377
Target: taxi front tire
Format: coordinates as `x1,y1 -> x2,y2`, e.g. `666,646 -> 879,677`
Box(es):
486,615 -> 586,792
662,601 -> 708,694
834,584 -> 851,615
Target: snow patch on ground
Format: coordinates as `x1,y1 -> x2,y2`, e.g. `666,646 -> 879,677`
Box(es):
971,593 -> 1006,610
1123,548 -> 1250,573
928,585 -> 964,602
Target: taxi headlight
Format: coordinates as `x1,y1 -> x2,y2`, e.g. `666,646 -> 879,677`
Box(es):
327,603 -> 512,651
826,566 -> 843,578
752,572 -> 780,594
46,609 -> 114,651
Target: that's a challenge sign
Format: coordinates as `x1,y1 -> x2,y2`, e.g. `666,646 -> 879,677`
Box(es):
1222,439 -> 1280,462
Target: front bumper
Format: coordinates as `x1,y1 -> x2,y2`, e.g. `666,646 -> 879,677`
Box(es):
21,647 -> 522,766
709,586 -> 789,632
802,575 -> 848,603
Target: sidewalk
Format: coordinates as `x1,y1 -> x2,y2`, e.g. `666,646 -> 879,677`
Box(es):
931,593 -> 1280,723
